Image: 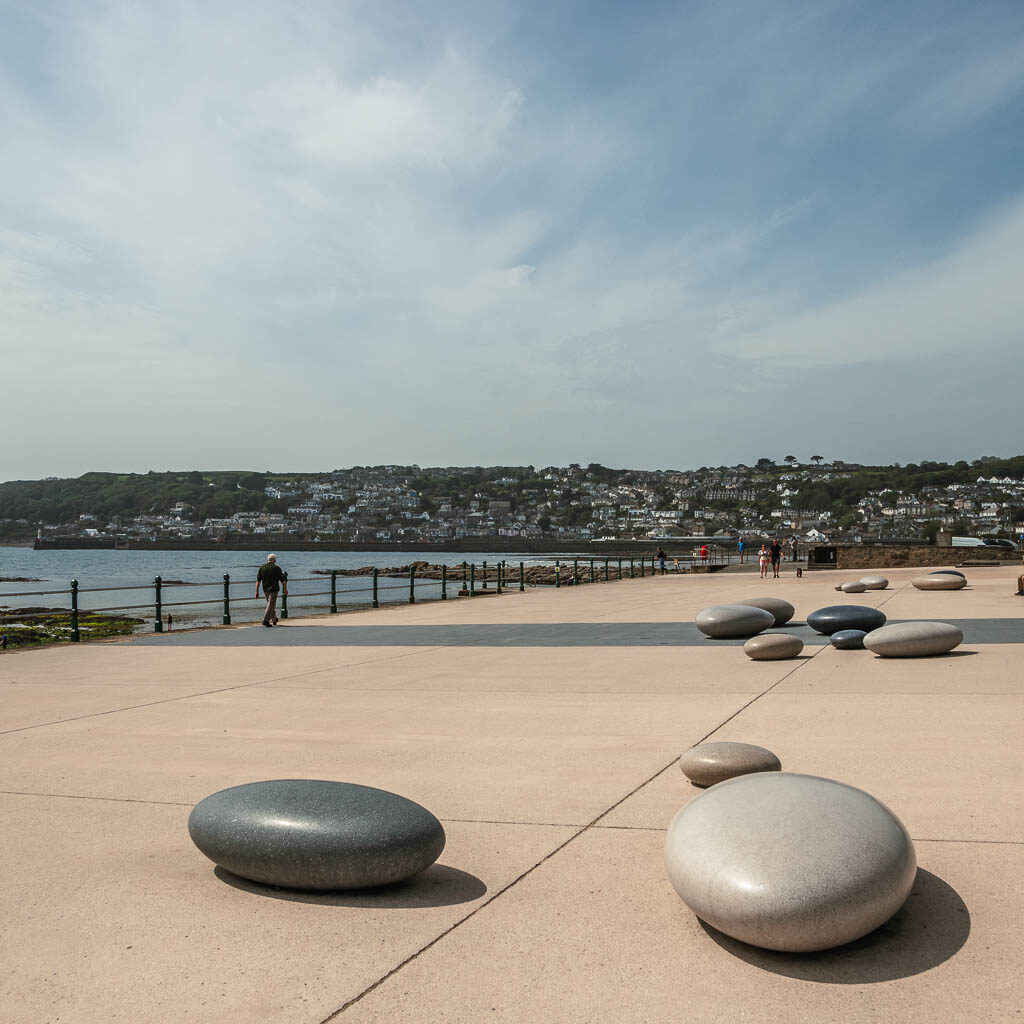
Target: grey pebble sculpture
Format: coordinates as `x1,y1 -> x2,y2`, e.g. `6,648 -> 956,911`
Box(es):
188,779 -> 446,890
743,634 -> 803,661
733,597 -> 795,627
664,773 -> 917,952
831,629 -> 868,650
695,604 -> 774,639
806,605 -> 887,636
679,742 -> 781,787
930,570 -> 966,579
859,576 -> 889,590
863,621 -> 964,657
838,581 -> 868,593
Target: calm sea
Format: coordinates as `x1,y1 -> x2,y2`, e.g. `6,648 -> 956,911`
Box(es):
0,546 -> 568,629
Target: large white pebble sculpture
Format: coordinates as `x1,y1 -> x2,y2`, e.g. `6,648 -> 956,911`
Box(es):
664,773 -> 917,952
913,575 -> 966,591
863,621 -> 964,657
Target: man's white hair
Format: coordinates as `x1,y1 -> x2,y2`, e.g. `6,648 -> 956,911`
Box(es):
267,553 -> 277,562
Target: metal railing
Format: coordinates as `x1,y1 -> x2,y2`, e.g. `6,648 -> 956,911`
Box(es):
0,547 -> 756,644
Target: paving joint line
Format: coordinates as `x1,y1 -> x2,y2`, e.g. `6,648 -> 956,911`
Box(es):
0,645 -> 462,737
320,641 -> 830,1021
0,789 -> 192,807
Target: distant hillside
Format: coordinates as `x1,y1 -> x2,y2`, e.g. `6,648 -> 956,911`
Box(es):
2,456 -> 1023,543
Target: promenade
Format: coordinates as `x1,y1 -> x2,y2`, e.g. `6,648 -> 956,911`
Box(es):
2,566 -> 1021,1023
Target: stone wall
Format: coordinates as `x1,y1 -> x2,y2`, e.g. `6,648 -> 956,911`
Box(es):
834,545 -> 1019,570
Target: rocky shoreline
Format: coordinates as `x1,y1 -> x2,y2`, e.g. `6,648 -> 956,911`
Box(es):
311,560 -> 664,587
0,607 -> 145,649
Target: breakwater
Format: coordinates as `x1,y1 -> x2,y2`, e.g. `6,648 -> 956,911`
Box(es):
33,535 -> 736,554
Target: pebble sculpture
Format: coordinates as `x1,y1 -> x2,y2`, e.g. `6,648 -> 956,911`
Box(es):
838,581 -> 867,593
859,576 -> 889,590
743,634 -> 804,660
679,742 -> 781,787
807,605 -> 886,636
734,597 -> 795,627
189,779 -> 446,890
913,574 -> 966,591
664,773 -> 917,952
928,569 -> 966,579
695,604 -> 775,639
831,629 -> 868,650
863,621 -> 964,657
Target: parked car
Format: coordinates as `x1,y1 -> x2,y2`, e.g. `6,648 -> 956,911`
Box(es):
982,537 -> 1019,551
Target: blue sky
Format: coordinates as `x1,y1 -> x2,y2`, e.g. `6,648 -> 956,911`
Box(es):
2,0 -> 1023,479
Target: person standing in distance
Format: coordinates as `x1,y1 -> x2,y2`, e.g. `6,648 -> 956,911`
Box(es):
256,553 -> 287,627
769,537 -> 783,579
656,547 -> 667,575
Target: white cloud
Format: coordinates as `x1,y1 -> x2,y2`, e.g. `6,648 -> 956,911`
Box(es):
2,1 -> 1024,478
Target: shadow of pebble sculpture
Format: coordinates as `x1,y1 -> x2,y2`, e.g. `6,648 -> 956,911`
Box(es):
859,576 -> 889,590
733,597 -> 794,627
679,742 -> 781,787
696,604 -> 774,639
807,605 -> 886,636
863,621 -> 963,657
665,773 -> 917,952
743,634 -> 803,660
188,780 -> 445,890
831,629 -> 867,650
913,574 -> 966,591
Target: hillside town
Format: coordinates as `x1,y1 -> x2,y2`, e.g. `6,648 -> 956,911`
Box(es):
15,457 -> 1024,547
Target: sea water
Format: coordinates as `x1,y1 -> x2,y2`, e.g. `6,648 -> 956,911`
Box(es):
0,546 -> 567,629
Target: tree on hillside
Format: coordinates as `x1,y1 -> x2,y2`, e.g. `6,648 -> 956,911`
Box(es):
811,455 -> 823,465
784,455 -> 797,466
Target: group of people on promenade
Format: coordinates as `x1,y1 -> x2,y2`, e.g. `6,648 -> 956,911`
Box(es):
757,539 -> 784,579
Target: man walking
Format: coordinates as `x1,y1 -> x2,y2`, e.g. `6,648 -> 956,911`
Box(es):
769,538 -> 783,579
255,553 -> 286,627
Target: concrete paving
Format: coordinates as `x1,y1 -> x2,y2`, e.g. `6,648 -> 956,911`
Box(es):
1,563 -> 1021,1022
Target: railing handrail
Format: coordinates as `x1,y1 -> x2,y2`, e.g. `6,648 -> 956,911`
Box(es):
2,552 -> 765,646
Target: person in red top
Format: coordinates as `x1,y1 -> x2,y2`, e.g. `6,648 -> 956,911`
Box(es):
700,544 -> 708,563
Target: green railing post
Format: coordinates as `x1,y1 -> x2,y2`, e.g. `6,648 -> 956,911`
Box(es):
555,560 -> 560,588
280,572 -> 289,619
70,579 -> 80,642
409,564 -> 416,604
153,575 -> 163,633
640,557 -> 645,577
573,559 -> 578,584
519,561 -> 525,592
330,570 -> 338,613
441,565 -> 448,600
222,573 -> 231,625
482,560 -> 488,590
589,559 -> 595,583
372,568 -> 379,608
496,561 -> 503,594
604,557 -> 609,581
618,558 -> 622,579
470,563 -> 476,596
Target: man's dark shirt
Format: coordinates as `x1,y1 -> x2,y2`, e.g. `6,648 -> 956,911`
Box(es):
257,562 -> 284,592
769,543 -> 782,562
